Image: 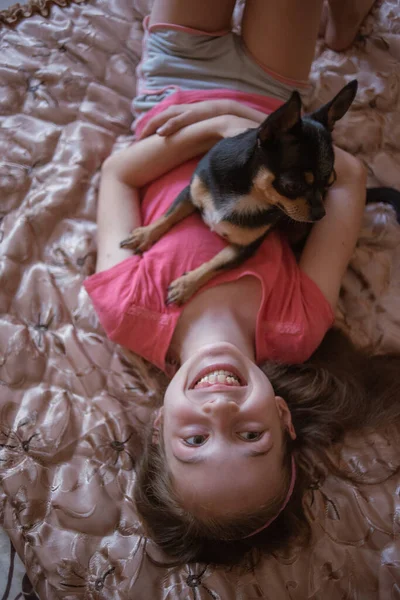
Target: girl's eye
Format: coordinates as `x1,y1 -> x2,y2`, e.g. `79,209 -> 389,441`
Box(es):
184,434 -> 208,446
238,431 -> 263,441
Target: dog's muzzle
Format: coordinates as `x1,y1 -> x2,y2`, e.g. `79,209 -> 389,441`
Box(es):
307,191 -> 326,221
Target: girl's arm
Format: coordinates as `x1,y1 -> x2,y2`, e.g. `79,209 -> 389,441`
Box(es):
104,117 -> 225,189
95,115 -> 259,273
137,99 -> 266,139
299,146 -> 367,312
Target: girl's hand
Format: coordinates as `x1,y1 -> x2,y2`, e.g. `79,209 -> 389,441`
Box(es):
138,101 -> 229,139
137,100 -> 266,139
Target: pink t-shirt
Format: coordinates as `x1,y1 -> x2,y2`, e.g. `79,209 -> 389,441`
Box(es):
84,89 -> 334,375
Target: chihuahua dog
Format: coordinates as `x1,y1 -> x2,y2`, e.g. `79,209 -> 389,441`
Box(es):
120,80 -> 358,305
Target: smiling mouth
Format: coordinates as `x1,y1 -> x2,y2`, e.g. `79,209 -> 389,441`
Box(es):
190,364 -> 246,390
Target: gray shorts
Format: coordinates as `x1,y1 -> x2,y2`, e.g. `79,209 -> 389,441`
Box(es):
132,16 -> 310,122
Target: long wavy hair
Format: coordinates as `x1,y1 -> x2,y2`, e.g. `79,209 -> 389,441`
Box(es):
134,328 -> 400,567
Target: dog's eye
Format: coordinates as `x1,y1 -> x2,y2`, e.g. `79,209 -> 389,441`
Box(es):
284,182 -> 305,196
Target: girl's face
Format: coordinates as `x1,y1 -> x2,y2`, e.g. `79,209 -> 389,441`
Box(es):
155,343 -> 296,518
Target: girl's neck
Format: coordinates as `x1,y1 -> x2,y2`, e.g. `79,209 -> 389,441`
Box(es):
169,277 -> 261,365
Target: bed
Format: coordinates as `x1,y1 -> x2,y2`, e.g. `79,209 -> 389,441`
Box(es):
0,0 -> 400,597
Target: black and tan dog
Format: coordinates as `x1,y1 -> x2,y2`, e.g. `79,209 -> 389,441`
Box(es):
121,80 -> 358,305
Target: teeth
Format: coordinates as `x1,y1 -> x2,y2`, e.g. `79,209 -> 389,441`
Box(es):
194,370 -> 241,388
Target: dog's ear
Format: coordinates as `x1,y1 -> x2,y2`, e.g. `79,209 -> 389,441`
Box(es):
310,80 -> 358,131
258,91 -> 302,143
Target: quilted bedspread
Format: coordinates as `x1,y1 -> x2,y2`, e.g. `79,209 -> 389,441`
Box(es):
1,0 -> 400,598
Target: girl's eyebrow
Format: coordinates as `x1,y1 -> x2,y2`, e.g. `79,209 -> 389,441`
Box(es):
173,447 -> 272,464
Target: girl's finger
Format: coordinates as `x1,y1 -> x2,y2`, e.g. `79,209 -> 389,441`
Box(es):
138,116 -> 166,139
156,113 -> 194,136
138,108 -> 181,139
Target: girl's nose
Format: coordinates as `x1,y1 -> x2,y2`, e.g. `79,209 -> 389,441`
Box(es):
202,397 -> 239,415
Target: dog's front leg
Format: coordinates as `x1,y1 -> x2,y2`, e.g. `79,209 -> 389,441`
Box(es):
120,186 -> 194,253
166,245 -> 248,305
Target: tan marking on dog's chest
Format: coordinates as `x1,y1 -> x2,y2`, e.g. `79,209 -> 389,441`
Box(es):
190,170 -> 276,245
190,175 -> 214,212
190,174 -> 222,229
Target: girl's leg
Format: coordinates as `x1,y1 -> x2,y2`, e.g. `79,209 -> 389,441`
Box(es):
241,0 -> 324,83
323,0 -> 376,51
149,0 -> 237,33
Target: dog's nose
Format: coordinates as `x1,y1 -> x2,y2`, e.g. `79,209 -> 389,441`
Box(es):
311,204 -> 326,221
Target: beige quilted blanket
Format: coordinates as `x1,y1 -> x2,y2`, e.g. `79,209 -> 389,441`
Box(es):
1,0 -> 400,598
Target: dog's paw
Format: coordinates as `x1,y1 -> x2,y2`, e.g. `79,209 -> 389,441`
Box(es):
120,227 -> 155,253
166,274 -> 197,306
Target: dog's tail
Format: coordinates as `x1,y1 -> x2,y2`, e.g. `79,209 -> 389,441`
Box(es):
366,187 -> 400,223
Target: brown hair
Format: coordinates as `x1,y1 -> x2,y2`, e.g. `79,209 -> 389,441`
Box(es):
134,329 -> 400,567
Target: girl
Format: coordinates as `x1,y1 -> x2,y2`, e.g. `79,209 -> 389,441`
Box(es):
84,0 -> 393,567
